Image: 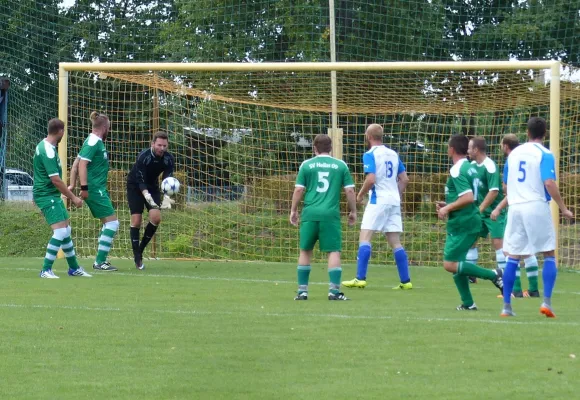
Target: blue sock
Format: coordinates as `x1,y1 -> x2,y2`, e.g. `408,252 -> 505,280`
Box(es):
503,257 -> 519,304
394,247 -> 410,284
356,242 -> 372,280
542,257 -> 557,298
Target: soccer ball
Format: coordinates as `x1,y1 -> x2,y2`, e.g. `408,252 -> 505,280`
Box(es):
161,177 -> 180,196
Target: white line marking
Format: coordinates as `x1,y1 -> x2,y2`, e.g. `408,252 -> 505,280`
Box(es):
0,303 -> 577,327
0,303 -> 121,311
1,267 -> 580,295
0,267 -> 415,288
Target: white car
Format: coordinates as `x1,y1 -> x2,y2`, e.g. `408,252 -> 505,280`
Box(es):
3,168 -> 34,202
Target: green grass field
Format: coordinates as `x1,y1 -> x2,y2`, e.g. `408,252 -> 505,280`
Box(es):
1,258 -> 579,399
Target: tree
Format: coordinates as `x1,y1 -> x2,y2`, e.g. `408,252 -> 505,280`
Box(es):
441,0 -> 580,64
60,0 -> 175,62
0,0 -> 65,171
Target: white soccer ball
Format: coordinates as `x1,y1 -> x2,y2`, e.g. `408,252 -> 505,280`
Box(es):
162,177 -> 180,196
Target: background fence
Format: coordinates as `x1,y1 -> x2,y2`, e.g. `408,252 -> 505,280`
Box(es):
1,0 -> 579,266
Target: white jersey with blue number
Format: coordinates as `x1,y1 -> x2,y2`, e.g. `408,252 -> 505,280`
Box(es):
503,142 -> 556,205
363,145 -> 406,205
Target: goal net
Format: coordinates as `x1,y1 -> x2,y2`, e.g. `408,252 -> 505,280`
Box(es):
60,62 -> 580,268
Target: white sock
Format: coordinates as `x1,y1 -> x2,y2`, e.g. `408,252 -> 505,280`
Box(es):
496,249 -> 506,270
466,247 -> 478,264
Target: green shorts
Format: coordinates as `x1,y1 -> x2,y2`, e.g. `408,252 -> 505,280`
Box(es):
38,197 -> 69,226
300,220 -> 342,253
444,232 -> 480,262
479,212 -> 506,239
85,188 -> 115,219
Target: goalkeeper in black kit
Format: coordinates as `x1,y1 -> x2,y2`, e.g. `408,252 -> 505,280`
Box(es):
127,131 -> 175,270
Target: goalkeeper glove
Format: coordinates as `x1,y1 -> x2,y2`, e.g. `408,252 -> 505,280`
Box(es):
160,194 -> 175,209
143,192 -> 159,209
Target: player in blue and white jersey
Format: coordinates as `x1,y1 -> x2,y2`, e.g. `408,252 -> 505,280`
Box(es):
500,117 -> 573,318
342,124 -> 412,290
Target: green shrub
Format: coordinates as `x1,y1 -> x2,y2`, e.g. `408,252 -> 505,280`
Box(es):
241,175 -> 296,214
165,233 -> 192,257
240,172 -> 449,217
402,173 -> 447,215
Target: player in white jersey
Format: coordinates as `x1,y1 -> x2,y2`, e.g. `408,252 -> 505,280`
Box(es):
491,134 -> 541,298
342,124 -> 412,290
500,117 -> 573,318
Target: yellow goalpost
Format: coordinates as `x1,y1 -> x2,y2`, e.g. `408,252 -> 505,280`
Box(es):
56,60 -> 574,265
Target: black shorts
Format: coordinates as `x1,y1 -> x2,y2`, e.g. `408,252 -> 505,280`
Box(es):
127,186 -> 161,215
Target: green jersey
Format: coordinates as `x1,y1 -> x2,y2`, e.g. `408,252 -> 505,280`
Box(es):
33,139 -> 62,207
445,158 -> 480,234
295,155 -> 355,222
471,157 -> 504,216
78,133 -> 109,190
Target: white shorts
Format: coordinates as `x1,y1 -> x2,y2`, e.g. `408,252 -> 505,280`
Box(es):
361,204 -> 403,233
503,201 -> 556,255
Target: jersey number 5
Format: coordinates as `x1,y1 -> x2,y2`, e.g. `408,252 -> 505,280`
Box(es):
517,161 -> 526,182
317,171 -> 330,193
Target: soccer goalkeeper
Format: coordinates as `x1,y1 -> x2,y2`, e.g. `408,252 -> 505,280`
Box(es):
126,131 -> 175,270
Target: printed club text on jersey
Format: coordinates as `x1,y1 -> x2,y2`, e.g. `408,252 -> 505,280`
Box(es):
309,162 -> 339,169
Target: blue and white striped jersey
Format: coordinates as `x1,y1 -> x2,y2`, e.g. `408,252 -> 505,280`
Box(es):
363,145 -> 406,205
503,142 -> 556,205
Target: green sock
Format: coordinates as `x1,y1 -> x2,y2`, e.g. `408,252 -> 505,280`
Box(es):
297,265 -> 311,293
329,267 -> 342,295
513,268 -> 522,292
458,261 -> 497,281
43,236 -> 63,271
96,226 -> 117,264
61,235 -> 79,270
453,273 -> 474,307
525,259 -> 539,292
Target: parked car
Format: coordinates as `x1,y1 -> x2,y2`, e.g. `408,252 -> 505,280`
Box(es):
3,168 -> 34,202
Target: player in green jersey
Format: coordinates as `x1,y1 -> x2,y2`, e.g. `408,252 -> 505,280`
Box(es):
33,118 -> 91,278
465,136 -> 508,284
489,134 -> 540,297
290,134 -> 357,300
74,111 -> 119,271
436,134 -> 503,310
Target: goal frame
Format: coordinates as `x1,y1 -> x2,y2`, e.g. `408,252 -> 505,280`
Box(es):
58,60 -> 562,258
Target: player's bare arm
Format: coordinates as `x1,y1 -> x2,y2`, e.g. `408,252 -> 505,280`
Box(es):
435,200 -> 446,213
544,179 -> 574,219
357,173 -> 375,203
438,191 -> 474,220
397,171 -> 410,195
344,186 -> 357,226
491,197 -> 508,221
491,183 -> 508,221
78,159 -> 90,200
290,186 -> 305,226
50,175 -> 82,207
68,157 -> 80,191
478,188 -> 498,214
